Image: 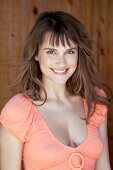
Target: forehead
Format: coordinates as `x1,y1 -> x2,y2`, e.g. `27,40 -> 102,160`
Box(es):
40,32 -> 77,48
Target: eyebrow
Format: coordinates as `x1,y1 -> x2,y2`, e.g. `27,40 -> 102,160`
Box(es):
43,47 -> 77,51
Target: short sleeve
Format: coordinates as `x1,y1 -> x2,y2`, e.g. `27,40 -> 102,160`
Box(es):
0,93 -> 36,143
83,88 -> 108,127
90,104 -> 108,127
90,88 -> 108,127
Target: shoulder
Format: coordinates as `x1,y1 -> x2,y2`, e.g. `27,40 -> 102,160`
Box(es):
89,103 -> 108,127
0,93 -> 36,142
3,93 -> 32,108
83,98 -> 108,127
1,93 -> 32,116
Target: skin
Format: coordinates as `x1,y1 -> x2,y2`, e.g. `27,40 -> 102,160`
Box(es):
35,33 -> 78,88
0,124 -> 23,170
0,33 -> 111,170
95,118 -> 111,169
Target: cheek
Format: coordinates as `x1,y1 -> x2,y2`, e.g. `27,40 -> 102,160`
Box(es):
39,58 -> 51,66
70,56 -> 78,67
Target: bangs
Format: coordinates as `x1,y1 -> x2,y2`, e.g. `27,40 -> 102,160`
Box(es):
47,31 -> 75,47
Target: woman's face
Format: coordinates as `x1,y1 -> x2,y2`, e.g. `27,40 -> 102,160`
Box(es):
35,33 -> 78,85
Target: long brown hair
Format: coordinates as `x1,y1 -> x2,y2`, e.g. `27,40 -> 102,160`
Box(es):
14,11 -> 112,123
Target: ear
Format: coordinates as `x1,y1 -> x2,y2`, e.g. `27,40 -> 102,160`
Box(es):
35,55 -> 39,61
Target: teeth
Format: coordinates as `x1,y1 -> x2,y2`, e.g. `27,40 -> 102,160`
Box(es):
52,69 -> 67,73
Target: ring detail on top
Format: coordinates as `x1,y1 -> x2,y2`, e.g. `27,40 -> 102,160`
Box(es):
68,152 -> 84,170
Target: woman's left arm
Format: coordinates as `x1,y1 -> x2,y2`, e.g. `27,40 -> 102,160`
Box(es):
95,116 -> 111,170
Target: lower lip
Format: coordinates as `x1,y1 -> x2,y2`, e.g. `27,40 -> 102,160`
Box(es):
51,69 -> 68,75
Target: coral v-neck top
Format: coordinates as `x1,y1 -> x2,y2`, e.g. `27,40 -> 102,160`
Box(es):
0,93 -> 107,170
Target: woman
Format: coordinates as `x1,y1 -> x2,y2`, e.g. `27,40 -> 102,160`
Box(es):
0,11 -> 112,170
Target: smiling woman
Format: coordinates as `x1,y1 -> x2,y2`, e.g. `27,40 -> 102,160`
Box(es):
0,11 -> 112,170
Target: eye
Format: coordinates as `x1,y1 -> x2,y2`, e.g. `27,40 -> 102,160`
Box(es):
46,50 -> 56,54
67,49 -> 76,54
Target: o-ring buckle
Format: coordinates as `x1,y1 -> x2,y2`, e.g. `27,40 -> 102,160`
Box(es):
68,152 -> 84,170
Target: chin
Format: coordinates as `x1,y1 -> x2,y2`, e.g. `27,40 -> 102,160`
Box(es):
52,79 -> 68,85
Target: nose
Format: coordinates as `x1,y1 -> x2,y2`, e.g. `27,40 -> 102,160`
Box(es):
56,54 -> 66,66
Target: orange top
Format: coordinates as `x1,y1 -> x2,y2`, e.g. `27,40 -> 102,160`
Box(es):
0,93 -> 107,170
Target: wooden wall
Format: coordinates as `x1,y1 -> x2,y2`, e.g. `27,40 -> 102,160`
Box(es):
0,0 -> 113,167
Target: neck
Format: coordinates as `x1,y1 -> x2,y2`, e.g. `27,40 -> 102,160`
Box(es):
41,80 -> 69,102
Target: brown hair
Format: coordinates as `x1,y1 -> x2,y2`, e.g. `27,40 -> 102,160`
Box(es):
14,11 -> 112,123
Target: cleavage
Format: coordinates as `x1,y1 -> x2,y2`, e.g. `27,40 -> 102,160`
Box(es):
37,102 -> 87,148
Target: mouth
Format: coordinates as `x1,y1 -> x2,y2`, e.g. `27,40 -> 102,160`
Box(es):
50,68 -> 69,75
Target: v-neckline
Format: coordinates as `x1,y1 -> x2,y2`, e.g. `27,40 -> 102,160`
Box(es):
31,97 -> 89,151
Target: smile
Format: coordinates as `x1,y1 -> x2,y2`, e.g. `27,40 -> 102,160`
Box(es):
50,68 -> 68,74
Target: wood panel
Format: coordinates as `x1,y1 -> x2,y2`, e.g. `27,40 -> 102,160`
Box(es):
0,0 -> 113,167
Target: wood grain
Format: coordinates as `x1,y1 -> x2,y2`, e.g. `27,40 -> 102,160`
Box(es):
0,0 -> 113,167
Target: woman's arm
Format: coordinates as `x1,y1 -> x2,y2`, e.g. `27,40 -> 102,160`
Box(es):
95,116 -> 111,170
0,125 -> 23,170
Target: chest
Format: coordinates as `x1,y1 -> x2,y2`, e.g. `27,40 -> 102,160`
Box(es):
23,118 -> 103,170
36,99 -> 87,147
23,98 -> 104,170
